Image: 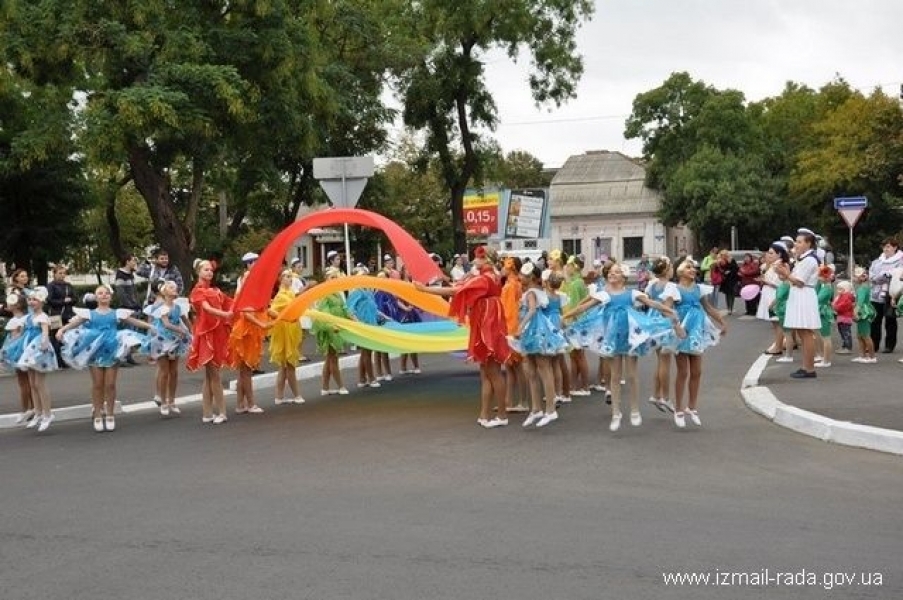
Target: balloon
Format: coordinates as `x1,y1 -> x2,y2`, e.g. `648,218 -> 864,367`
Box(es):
740,284 -> 761,301
233,208 -> 444,311
277,277 -> 450,322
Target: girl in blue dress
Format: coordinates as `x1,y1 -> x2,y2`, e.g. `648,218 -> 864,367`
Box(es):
57,285 -> 152,432
516,263 -> 569,428
373,272 -> 399,381
1,292 -> 35,425
16,287 -> 60,432
644,257 -> 681,414
145,280 -> 192,416
563,263 -> 680,432
545,271 -> 571,405
673,260 -> 727,429
347,267 -> 383,388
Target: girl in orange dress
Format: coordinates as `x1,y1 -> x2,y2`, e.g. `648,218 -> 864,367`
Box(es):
268,269 -> 304,404
230,306 -> 272,416
500,256 -> 527,412
187,260 -> 233,424
417,246 -> 510,428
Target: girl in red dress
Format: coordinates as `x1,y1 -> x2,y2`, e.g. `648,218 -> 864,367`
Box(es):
187,260 -> 233,424
417,246 -> 510,428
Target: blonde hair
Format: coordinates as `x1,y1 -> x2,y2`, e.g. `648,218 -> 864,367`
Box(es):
195,259 -> 212,274
836,280 -> 853,293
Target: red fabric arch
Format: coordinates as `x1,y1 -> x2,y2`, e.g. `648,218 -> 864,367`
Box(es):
233,208 -> 443,310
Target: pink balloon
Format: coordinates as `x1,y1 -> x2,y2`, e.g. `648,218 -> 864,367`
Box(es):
740,284 -> 761,301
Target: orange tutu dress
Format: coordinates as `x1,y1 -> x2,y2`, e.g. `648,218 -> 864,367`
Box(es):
449,272 -> 511,365
187,283 -> 233,370
500,275 -> 523,365
229,310 -> 268,370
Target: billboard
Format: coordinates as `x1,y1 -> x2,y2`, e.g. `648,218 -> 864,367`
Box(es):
505,189 -> 548,238
463,189 -> 500,237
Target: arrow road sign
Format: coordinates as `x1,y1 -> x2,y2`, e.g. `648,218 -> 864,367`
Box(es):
833,196 -> 868,209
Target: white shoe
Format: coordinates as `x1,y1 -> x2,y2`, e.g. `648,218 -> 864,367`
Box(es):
674,411 -> 686,429
337,387 -> 349,395
536,412 -> 558,428
248,405 -> 265,414
412,368 -> 421,374
898,357 -> 903,363
864,357 -> 878,364
16,410 -> 35,425
369,381 -> 381,388
153,395 -> 162,407
647,396 -> 665,412
320,389 -> 332,396
93,417 -> 104,432
383,375 -> 393,382
356,382 -> 368,388
160,405 -> 170,416
814,356 -> 824,363
557,395 -> 572,404
275,397 -> 291,405
25,415 -> 41,429
775,356 -> 794,363
105,416 -> 116,431
589,384 -> 604,392
660,398 -> 676,413
202,416 -> 216,423
483,417 -> 508,428
687,409 -> 702,426
609,414 -> 622,432
212,414 -> 227,425
630,411 -> 642,427
37,414 -> 54,432
619,379 -> 626,385
292,397 -> 306,405
169,405 -> 181,415
814,361 -> 832,368
522,411 -> 544,427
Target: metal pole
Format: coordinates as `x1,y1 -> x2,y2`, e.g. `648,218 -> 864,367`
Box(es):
849,226 -> 854,281
342,169 -> 352,275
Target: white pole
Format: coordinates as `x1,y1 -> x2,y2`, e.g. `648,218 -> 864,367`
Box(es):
849,225 -> 855,281
342,170 -> 352,275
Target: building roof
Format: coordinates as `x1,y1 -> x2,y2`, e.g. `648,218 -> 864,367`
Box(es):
550,151 -> 661,217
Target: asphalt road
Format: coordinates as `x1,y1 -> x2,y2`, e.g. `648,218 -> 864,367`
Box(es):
1,319 -> 901,600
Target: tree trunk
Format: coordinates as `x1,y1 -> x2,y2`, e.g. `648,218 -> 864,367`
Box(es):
128,147 -> 195,286
105,186 -> 125,262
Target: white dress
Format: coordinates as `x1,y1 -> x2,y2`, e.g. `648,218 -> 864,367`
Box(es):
783,251 -> 820,329
756,266 -> 781,321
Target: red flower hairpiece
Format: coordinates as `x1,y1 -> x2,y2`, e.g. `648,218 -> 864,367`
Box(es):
473,246 -> 487,260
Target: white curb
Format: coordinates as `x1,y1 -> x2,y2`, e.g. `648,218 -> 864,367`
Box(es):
740,356 -> 903,456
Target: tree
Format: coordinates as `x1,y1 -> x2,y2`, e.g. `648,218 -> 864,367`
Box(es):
393,0 -> 594,253
485,149 -> 552,189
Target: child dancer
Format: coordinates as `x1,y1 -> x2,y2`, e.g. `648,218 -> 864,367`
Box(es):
852,267 -> 877,363
517,264 -> 569,428
832,280 -> 855,356
347,267 -> 382,389
397,266 -> 422,375
416,246 -> 510,428
373,272 -> 397,382
186,260 -> 233,425
57,285 -> 151,432
313,267 -> 350,396
500,256 -> 527,413
814,265 -> 835,368
758,242 -> 789,356
643,257 -> 681,413
230,303 -> 272,415
17,288 -> 60,432
269,269 -> 304,404
672,260 -> 726,428
1,293 -> 35,425
544,271 -> 571,406
564,263 -> 679,432
146,281 -> 192,416
563,256 -> 591,397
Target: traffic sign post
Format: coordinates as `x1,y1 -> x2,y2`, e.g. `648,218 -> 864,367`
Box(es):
314,156 -> 375,274
834,196 -> 868,279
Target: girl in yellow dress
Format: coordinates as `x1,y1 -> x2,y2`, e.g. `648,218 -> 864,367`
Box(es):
269,269 -> 304,404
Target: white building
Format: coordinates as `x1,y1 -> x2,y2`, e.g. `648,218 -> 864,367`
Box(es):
549,151 -> 694,267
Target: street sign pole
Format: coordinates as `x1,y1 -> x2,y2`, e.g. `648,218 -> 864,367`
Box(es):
313,156 -> 374,274
833,196 -> 868,278
342,172 -> 352,275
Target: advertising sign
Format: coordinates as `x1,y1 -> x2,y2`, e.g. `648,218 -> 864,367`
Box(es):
463,189 -> 500,237
505,189 -> 547,238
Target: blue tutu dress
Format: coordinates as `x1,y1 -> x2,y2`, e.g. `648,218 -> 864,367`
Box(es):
564,285 -> 610,349
347,289 -> 381,326
61,308 -> 146,369
512,288 -> 568,355
675,283 -> 721,355
16,313 -> 60,372
145,301 -> 191,360
374,290 -> 401,323
593,288 -> 677,358
645,280 -> 682,354
0,315 -> 27,371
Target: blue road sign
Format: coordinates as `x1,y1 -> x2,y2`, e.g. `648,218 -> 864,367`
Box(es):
833,196 -> 868,209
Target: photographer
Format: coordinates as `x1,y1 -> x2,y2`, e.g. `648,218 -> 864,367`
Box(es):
868,238 -> 903,354
137,247 -> 184,307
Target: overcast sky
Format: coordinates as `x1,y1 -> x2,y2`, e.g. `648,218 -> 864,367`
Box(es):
480,0 -> 903,168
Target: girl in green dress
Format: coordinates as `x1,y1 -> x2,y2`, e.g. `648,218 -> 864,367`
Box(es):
313,267 -> 351,395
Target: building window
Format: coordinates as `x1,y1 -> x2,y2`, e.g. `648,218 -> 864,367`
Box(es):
562,238 -> 582,257
623,236 -> 643,260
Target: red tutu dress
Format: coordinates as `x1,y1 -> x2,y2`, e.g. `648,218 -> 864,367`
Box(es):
187,282 -> 233,370
449,272 -> 511,365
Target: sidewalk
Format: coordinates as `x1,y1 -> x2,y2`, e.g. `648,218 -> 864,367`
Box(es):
739,318 -> 903,455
